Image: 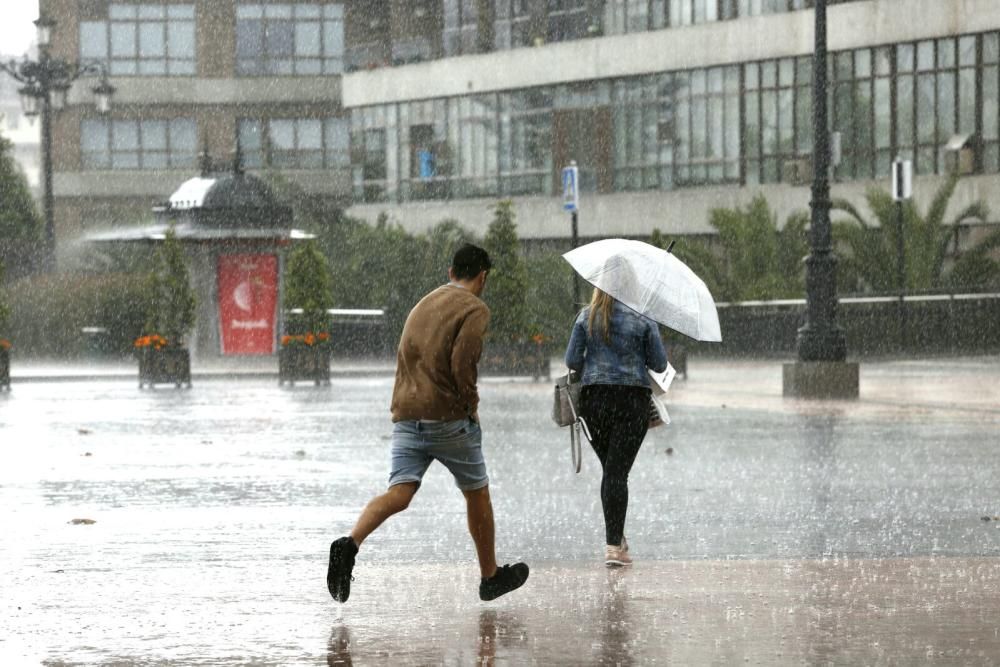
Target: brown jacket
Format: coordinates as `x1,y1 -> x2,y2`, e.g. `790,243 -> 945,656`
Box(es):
390,284 -> 490,422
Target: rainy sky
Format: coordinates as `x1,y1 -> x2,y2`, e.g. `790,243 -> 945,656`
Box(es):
0,1 -> 38,56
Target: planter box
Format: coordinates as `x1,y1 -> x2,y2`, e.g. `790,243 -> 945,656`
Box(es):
0,348 -> 9,391
137,348 -> 192,388
480,342 -> 551,380
279,346 -> 331,386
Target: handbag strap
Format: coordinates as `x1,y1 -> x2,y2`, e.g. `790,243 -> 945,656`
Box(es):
570,422 -> 582,474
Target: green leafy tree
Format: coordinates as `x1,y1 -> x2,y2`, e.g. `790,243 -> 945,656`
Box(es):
0,131 -> 42,277
524,249 -> 576,347
652,196 -> 809,302
482,200 -> 529,342
144,226 -> 196,345
832,175 -> 996,292
284,239 -> 334,334
0,259 -> 9,336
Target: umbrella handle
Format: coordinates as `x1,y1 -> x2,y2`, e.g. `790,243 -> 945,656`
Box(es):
666,240 -> 676,253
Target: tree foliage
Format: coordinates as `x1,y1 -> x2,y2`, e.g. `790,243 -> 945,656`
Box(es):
6,273 -> 148,357
0,131 -> 42,277
144,226 -> 196,345
284,239 -> 334,333
652,196 -> 809,303
832,175 -> 996,293
524,249 -> 577,347
483,200 -> 530,341
0,259 -> 9,335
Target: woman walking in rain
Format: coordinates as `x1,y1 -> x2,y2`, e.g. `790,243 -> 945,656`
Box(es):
564,287 -> 668,567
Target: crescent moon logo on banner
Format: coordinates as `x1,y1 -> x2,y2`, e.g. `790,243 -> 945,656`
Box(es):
233,281 -> 252,312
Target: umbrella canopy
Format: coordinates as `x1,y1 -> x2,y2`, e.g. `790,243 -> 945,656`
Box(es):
563,238 -> 722,342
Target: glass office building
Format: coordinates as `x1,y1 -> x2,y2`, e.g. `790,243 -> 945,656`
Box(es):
46,0 -> 1000,254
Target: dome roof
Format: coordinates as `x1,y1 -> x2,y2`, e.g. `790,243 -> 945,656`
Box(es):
168,172 -> 280,211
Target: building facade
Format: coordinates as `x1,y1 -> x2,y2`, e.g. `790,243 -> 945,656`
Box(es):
43,0 -> 1000,265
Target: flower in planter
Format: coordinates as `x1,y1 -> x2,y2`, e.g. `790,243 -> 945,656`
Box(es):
134,334 -> 169,350
0,339 -> 11,351
281,331 -> 332,348
531,333 -> 548,345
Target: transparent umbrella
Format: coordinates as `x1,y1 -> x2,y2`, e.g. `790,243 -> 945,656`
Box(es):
563,238 -> 722,342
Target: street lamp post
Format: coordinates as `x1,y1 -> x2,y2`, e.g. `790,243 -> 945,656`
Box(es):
782,0 -> 858,398
1,15 -> 115,273
891,157 -> 912,351
796,0 -> 846,363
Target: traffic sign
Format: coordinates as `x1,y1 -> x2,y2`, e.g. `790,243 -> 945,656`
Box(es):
562,163 -> 579,212
891,158 -> 912,201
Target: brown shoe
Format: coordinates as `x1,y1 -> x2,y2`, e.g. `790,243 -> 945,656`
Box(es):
605,541 -> 632,567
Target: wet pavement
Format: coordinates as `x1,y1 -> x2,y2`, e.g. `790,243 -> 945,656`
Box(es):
1,356 -> 999,664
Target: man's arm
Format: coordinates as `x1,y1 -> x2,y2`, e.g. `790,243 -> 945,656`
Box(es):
451,304 -> 490,417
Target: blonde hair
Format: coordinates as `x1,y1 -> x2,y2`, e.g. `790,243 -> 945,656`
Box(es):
587,288 -> 615,343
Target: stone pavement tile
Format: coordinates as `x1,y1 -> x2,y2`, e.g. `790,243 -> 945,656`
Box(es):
663,357 -> 1000,421
327,557 -> 1000,665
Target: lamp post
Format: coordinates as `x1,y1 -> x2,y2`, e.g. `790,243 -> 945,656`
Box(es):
1,15 -> 115,273
782,0 -> 858,398
891,157 -> 912,351
795,0 -> 846,363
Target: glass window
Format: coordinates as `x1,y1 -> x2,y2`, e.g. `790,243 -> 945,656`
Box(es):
236,3 -> 344,75
671,65 -> 740,187
80,118 -> 197,170
80,22 -> 108,60
81,119 -> 111,169
831,47 -> 877,181
499,90 -> 553,196
239,117 -> 350,169
746,54 -> 810,185
80,4 -> 196,77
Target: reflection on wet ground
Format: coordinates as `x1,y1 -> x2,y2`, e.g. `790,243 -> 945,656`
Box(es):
1,361 -> 999,664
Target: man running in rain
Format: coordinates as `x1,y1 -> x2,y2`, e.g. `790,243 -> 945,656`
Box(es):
326,243 -> 529,603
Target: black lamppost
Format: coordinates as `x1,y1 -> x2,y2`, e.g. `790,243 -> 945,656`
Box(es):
783,0 -> 857,398
0,16 -> 115,273
795,0 -> 846,363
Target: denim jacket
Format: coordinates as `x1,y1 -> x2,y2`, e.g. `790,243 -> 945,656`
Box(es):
564,302 -> 668,388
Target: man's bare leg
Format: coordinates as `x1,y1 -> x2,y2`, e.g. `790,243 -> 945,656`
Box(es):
463,485 -> 498,579
349,482 -> 418,546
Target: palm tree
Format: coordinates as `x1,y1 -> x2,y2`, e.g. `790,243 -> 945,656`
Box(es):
832,176 -> 998,293
652,195 -> 809,303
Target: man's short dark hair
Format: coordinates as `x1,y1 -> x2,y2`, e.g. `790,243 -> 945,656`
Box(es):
451,244 -> 492,280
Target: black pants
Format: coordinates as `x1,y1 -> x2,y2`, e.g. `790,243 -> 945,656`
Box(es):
580,384 -> 650,546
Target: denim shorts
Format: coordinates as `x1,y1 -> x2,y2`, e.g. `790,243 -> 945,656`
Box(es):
388,418 -> 489,491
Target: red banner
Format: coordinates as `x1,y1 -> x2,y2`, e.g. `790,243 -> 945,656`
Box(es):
217,254 -> 279,356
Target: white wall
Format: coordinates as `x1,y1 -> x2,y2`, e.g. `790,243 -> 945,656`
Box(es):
343,0 -> 1000,107
346,173 -> 1000,240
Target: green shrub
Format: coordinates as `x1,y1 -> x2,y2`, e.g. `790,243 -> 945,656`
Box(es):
0,259 -> 9,336
7,273 -> 148,358
483,201 -> 530,342
143,226 -> 196,345
284,239 -> 334,334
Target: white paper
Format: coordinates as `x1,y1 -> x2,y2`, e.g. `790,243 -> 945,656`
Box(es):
647,363 -> 676,396
650,394 -> 671,425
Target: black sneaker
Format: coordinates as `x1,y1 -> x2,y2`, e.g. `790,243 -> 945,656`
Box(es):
479,563 -> 529,601
327,536 -> 358,603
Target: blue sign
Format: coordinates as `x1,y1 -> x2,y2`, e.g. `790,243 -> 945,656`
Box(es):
562,165 -> 579,212
417,150 -> 435,180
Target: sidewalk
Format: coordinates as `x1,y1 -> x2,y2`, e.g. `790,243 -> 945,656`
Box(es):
8,355 -> 397,382
2,355 -> 999,664
12,353 -> 1000,414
